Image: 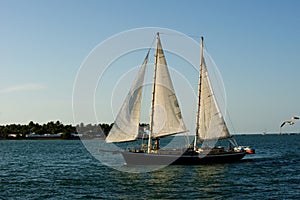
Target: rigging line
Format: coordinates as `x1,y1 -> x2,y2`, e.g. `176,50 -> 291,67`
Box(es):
159,32 -> 206,44
226,106 -> 237,133
159,32 -> 211,53
148,34 -> 156,52
141,34 -> 156,61
158,32 -> 212,62
159,32 -> 203,39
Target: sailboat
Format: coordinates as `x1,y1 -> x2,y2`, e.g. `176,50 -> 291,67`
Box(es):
105,33 -> 250,165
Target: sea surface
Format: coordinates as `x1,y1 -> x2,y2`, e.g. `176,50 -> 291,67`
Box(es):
0,134 -> 299,199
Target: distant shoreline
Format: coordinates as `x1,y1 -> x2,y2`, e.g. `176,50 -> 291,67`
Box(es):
0,137 -> 81,141
1,133 -> 299,141
0,121 -> 111,140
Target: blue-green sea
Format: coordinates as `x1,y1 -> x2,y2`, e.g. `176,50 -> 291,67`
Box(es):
1,134 -> 299,199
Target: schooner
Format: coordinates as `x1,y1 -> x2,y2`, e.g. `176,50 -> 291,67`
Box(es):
105,33 -> 250,165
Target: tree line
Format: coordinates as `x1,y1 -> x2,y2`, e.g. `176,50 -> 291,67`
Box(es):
0,121 -> 114,140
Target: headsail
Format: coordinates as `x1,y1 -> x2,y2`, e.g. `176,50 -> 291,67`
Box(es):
151,33 -> 187,138
106,52 -> 149,143
196,38 -> 231,141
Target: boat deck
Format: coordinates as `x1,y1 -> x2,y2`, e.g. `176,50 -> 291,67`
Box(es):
123,148 -> 246,165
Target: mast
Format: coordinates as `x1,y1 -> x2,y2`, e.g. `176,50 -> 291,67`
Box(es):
148,32 -> 159,153
194,36 -> 204,150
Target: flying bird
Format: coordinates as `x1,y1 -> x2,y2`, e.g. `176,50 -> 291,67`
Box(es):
280,116 -> 300,127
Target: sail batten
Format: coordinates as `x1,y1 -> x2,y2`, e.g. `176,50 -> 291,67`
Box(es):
152,130 -> 188,139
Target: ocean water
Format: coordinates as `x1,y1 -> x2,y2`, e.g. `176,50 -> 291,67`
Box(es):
0,135 -> 299,199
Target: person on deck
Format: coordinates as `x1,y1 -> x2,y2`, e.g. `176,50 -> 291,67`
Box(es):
154,139 -> 160,150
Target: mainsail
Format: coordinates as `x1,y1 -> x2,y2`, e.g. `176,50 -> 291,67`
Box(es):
151,34 -> 187,138
196,38 -> 231,141
105,52 -> 149,143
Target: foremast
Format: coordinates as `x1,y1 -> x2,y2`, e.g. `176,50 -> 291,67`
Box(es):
148,33 -> 159,153
194,37 -> 204,150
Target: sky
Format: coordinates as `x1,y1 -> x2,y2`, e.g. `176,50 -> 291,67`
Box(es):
1,0 -> 300,133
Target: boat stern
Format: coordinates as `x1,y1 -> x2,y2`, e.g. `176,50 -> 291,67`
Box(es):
234,146 -> 255,154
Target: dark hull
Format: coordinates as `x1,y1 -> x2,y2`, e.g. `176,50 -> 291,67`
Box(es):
121,151 -> 246,165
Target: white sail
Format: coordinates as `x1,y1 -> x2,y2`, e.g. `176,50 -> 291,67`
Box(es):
106,53 -> 149,143
197,55 -> 231,141
151,34 -> 187,138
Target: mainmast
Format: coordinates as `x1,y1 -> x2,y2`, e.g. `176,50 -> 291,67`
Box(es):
148,32 -> 160,153
194,36 -> 204,150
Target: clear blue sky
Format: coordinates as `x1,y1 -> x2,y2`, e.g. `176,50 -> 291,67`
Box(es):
1,0 -> 300,133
